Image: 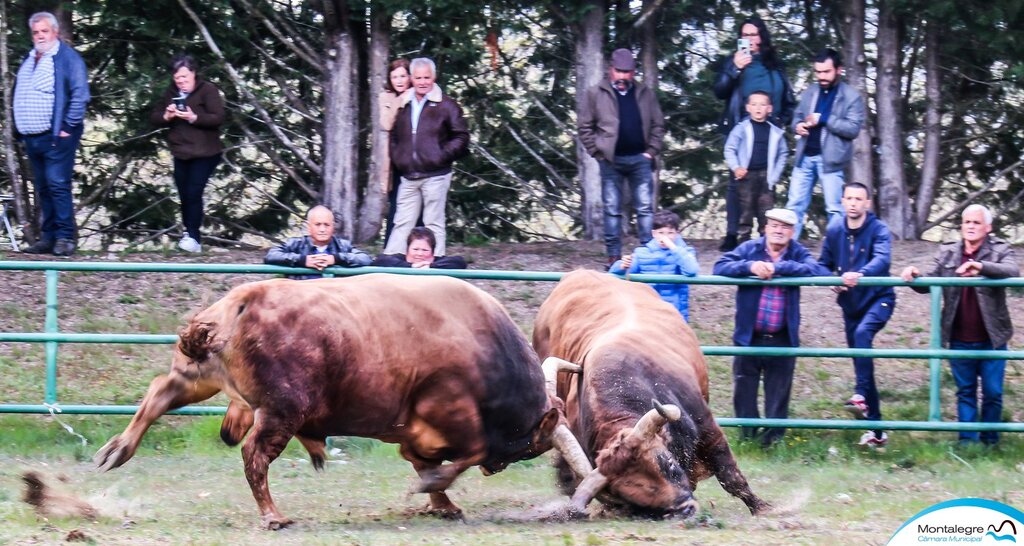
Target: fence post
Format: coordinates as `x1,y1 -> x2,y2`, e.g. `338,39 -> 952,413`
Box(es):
44,269 -> 59,405
928,286 -> 942,421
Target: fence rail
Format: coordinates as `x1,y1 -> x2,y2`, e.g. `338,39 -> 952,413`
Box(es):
1,260 -> 1021,433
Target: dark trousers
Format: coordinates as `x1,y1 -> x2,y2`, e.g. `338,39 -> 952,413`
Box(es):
843,297 -> 895,436
733,331 -> 796,446
725,175 -> 741,238
24,126 -> 83,241
173,154 -> 221,242
949,340 -> 1006,444
736,170 -> 773,241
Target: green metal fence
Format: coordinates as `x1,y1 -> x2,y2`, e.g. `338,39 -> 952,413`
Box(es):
1,260 -> 1022,433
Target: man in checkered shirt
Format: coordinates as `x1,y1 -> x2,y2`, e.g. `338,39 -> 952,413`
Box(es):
713,208 -> 829,447
13,12 -> 90,257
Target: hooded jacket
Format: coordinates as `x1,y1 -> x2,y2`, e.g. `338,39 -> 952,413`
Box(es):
819,212 -> 896,316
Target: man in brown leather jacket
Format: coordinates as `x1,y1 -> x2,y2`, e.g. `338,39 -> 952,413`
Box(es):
901,204 -> 1018,445
385,57 -> 470,258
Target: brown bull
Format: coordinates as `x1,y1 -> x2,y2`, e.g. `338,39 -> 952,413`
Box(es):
533,270 -> 770,517
95,274 -> 590,529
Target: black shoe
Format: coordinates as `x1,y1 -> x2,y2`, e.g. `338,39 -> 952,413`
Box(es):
718,234 -> 738,252
21,239 -> 55,254
52,239 -> 76,257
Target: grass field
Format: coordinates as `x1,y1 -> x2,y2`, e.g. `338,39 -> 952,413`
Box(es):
1,239 -> 1022,544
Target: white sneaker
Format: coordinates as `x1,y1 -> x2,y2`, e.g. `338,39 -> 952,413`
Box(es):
178,236 -> 201,253
858,431 -> 888,447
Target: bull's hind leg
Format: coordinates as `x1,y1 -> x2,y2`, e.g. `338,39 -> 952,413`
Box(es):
699,427 -> 771,515
241,411 -> 302,530
95,374 -> 220,471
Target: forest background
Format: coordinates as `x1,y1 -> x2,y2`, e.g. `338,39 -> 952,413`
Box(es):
1,0 -> 1022,250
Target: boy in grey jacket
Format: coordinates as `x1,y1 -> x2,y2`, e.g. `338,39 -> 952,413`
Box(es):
724,91 -> 789,242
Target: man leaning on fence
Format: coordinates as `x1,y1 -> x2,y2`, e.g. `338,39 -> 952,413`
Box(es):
818,182 -> 895,448
900,205 -> 1018,446
713,208 -> 829,447
264,206 -> 371,280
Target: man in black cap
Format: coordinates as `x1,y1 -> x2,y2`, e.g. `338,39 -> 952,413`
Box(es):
578,48 -> 665,268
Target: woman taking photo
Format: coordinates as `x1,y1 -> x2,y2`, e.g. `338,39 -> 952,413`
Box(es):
379,58 -> 411,244
150,54 -> 225,253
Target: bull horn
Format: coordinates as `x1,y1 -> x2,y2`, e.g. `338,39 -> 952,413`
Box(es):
629,401 -> 681,442
541,357 -> 582,396
568,468 -> 609,514
653,398 -> 682,421
551,424 -> 594,479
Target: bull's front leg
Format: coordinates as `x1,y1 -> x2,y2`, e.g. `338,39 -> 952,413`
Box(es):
401,453 -> 465,520
241,411 -> 301,530
95,374 -> 220,471
699,428 -> 771,515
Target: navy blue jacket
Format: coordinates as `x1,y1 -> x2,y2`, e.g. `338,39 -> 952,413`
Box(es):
818,212 -> 896,316
714,237 -> 828,347
16,42 -> 90,140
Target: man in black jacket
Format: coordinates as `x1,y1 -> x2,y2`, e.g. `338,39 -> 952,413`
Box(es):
264,206 -> 371,280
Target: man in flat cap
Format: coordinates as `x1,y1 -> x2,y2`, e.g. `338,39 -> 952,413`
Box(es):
578,48 -> 665,269
714,208 -> 829,447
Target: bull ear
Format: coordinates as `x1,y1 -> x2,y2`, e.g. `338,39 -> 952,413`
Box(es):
536,408 -> 560,441
178,321 -> 224,361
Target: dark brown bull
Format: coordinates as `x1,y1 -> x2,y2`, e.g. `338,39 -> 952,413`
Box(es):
95,275 -> 590,529
533,270 -> 770,517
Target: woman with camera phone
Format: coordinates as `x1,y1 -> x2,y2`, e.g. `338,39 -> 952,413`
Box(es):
149,54 -> 225,253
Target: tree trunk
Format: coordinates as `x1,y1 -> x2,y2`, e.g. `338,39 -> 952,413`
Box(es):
321,2 -> 359,239
0,0 -> 34,241
639,0 -> 659,208
356,9 -> 390,243
574,0 -> 605,240
842,0 -> 873,190
875,0 -> 911,238
915,18 -> 941,235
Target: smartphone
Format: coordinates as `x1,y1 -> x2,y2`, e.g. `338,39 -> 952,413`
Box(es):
737,38 -> 750,56
173,96 -> 187,111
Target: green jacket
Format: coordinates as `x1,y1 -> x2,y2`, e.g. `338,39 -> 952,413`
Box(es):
911,236 -> 1018,347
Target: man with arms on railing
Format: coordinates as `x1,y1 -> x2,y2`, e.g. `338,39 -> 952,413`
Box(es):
264,206 -> 371,280
714,208 -> 829,448
900,205 -> 1018,446
818,182 -> 895,447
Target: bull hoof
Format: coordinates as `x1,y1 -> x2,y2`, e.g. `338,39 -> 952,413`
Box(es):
749,498 -> 772,516
94,436 -> 131,472
260,515 -> 294,530
429,507 -> 464,521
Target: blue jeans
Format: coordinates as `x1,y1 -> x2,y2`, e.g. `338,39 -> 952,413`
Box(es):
843,297 -> 895,435
949,341 -> 1006,444
599,154 -> 654,257
23,126 -> 83,241
785,154 -> 845,240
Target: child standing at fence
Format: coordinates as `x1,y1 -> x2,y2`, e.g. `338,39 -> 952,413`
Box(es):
609,210 -> 698,321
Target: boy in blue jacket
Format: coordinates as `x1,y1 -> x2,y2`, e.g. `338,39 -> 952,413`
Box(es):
609,210 -> 699,320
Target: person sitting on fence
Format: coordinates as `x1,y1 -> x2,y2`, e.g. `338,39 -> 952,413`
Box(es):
608,209 -> 698,321
264,205 -> 371,280
713,208 -> 830,447
899,204 -> 1018,446
371,227 -> 467,269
